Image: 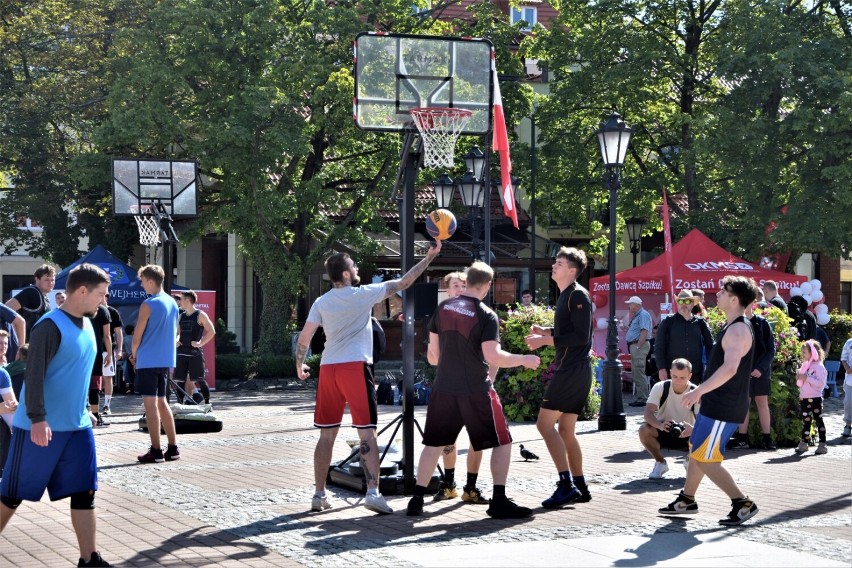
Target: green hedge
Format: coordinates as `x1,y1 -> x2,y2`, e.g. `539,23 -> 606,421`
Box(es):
493,304 -> 601,422
215,353 -> 321,380
824,311 -> 852,361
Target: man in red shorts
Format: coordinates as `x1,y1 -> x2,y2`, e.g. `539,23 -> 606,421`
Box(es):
406,261 -> 540,519
295,240 -> 441,515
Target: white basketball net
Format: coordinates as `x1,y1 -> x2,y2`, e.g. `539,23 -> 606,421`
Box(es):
134,215 -> 161,246
409,107 -> 473,169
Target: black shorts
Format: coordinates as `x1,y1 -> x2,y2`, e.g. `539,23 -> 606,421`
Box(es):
175,354 -> 206,382
421,389 -> 512,452
541,359 -> 593,414
749,373 -> 771,397
135,368 -> 169,397
656,428 -> 690,450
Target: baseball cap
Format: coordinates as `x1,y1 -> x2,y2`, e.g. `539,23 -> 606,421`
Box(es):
625,296 -> 642,305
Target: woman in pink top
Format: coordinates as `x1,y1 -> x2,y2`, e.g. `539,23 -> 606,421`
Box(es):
795,339 -> 828,455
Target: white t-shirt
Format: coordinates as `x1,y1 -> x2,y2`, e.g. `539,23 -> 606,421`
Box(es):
647,380 -> 699,425
306,282 -> 389,365
841,338 -> 852,387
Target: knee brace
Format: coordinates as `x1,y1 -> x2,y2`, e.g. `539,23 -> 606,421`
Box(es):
70,490 -> 96,510
0,494 -> 22,509
88,389 -> 100,405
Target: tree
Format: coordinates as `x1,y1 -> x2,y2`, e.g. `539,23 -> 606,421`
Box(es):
524,0 -> 850,260
97,0 -> 526,354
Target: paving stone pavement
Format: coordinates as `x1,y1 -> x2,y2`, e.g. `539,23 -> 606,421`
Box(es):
1,385 -> 850,567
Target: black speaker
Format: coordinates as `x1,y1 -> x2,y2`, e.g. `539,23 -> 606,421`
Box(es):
413,282 -> 438,319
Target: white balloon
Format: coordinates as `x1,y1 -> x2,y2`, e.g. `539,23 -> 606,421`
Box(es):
811,290 -> 824,303
790,287 -> 802,297
816,313 -> 830,326
800,282 -> 813,295
802,294 -> 813,305
596,318 -> 608,330
814,304 -> 829,315
810,279 -> 822,290
591,303 -> 597,313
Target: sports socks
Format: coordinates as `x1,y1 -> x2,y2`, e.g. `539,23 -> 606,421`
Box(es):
444,468 -> 455,485
465,472 -> 478,490
558,470 -> 573,484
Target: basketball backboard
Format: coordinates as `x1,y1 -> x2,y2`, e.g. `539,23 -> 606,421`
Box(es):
354,32 -> 493,135
112,158 -> 198,218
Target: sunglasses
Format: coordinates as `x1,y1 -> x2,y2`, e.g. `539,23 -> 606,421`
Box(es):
676,298 -> 693,305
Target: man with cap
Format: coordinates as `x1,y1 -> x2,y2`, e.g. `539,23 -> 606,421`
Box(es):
624,296 -> 653,406
654,290 -> 714,384
690,289 -> 708,317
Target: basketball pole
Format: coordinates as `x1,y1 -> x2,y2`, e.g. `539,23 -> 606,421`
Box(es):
399,131 -> 420,493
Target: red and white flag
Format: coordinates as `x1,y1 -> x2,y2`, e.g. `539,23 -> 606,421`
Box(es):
492,63 -> 519,229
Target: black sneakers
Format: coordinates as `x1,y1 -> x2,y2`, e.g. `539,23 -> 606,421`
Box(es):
406,495 -> 424,516
486,496 -> 533,519
433,481 -> 458,502
719,497 -> 759,526
137,447 -> 165,463
164,444 -> 181,461
461,486 -> 491,504
541,480 -> 581,509
78,551 -> 111,567
659,491 -> 699,515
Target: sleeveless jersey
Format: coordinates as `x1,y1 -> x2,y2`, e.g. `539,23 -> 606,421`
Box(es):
136,292 -> 179,369
700,315 -> 754,423
178,310 -> 204,355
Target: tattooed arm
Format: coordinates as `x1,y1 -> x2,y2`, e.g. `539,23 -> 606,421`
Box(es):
383,240 -> 442,299
296,322 -> 320,380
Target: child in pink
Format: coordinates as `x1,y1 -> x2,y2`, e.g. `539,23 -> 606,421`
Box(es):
795,339 -> 827,455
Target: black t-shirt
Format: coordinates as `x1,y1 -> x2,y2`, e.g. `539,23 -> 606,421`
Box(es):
701,316 -> 755,423
107,306 -> 123,348
13,285 -> 48,333
428,295 -> 499,395
552,282 -> 593,368
89,305 -> 111,372
768,296 -> 788,315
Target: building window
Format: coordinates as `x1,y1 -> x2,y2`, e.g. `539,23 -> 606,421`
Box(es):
841,281 -> 851,314
511,6 -> 538,31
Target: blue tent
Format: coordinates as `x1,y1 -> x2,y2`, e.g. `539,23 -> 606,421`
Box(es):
54,244 -> 185,326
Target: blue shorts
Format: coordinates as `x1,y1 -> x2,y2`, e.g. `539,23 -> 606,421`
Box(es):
136,367 -> 169,397
1,427 -> 98,502
688,414 -> 739,463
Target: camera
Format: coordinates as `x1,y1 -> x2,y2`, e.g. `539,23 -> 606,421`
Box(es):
669,422 -> 686,437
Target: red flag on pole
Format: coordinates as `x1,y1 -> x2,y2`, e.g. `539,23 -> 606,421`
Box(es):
662,187 -> 676,306
492,63 -> 519,229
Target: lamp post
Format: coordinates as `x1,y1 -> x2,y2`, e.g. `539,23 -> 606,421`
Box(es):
596,111 -> 633,432
458,169 -> 486,261
626,217 -> 645,267
529,112 -> 537,301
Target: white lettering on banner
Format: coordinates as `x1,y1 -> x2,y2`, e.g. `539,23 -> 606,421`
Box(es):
638,280 -> 663,291
111,289 -> 149,301
674,278 -> 717,291
684,261 -> 754,271
593,282 -> 609,292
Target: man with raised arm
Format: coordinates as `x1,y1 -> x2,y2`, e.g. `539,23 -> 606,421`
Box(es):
295,240 -> 441,515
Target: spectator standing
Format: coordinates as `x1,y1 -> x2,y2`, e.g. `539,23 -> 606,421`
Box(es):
525,247 -> 594,507
87,304 -> 112,427
762,281 -> 787,314
841,338 -> 852,438
0,263 -> 112,567
54,292 -> 66,308
658,276 -> 760,526
730,299 -> 777,450
0,344 -> 27,472
130,265 -> 181,464
639,359 -> 699,479
654,290 -> 714,384
5,264 -> 56,340
295,241 -> 442,515
625,296 -> 653,406
101,299 -> 123,416
406,261 -> 539,518
175,291 -> 216,405
520,289 -> 533,307
794,340 -> 828,455
0,304 -> 25,362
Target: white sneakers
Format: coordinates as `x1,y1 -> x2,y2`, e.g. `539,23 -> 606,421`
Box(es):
311,495 -> 332,511
649,460 -> 669,479
364,492 -> 394,514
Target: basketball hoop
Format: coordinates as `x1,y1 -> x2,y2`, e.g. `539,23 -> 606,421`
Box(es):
409,107 -> 473,168
134,207 -> 161,247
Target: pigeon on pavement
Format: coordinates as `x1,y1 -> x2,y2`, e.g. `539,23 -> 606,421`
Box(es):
519,444 -> 539,461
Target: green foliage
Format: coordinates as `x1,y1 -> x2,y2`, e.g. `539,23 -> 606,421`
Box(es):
214,318 -> 240,353
824,311 -> 852,361
216,354 -> 250,379
493,305 -> 601,422
214,352 -> 321,380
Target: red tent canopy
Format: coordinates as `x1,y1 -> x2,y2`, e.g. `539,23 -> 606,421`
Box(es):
589,229 -> 807,304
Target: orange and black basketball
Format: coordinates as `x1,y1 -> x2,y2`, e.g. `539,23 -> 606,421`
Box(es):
425,209 -> 457,240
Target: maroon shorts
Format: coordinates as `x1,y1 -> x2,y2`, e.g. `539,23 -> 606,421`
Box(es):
89,375 -> 102,391
314,362 -> 377,429
422,389 -> 512,451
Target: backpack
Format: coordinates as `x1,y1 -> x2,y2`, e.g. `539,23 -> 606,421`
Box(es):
413,382 -> 431,406
659,380 -> 697,415
376,379 -> 394,405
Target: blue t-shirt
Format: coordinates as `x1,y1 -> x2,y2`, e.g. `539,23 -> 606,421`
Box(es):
136,292 -> 179,369
0,368 -> 11,393
14,310 -> 96,431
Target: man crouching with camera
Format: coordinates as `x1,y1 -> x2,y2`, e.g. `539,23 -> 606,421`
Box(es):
639,358 -> 699,479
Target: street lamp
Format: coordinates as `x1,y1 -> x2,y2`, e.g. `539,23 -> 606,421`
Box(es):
596,110 -> 633,432
432,174 -> 455,209
458,170 -> 486,261
626,217 -> 645,267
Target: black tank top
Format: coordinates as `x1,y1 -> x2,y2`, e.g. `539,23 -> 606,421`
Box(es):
178,311 -> 204,354
700,315 -> 754,422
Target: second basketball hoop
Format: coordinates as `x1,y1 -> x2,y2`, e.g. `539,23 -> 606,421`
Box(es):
409,107 -> 473,169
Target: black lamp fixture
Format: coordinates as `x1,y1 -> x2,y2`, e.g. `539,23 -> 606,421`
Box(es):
458,170 -> 485,208
596,110 -> 633,432
463,146 -> 486,182
626,217 -> 645,267
432,174 -> 456,209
